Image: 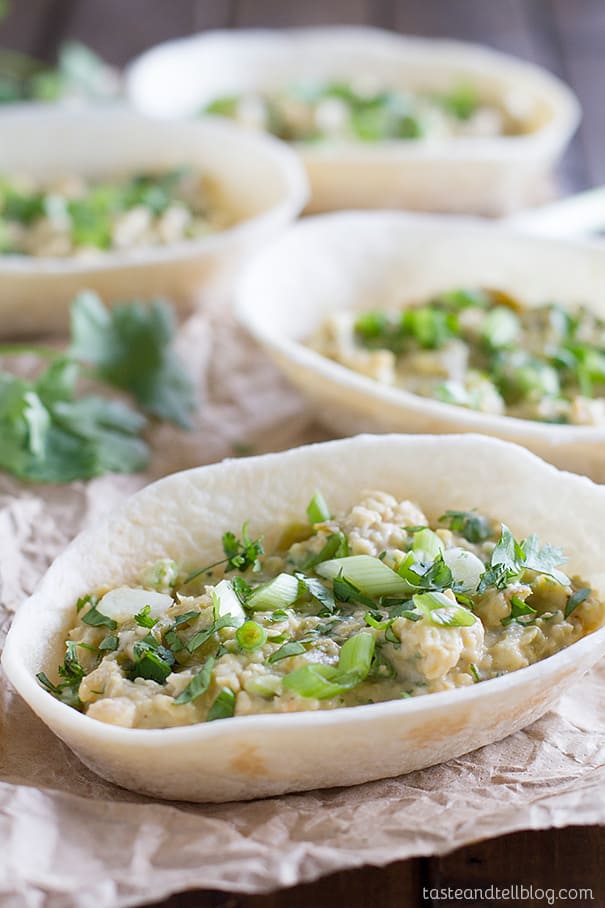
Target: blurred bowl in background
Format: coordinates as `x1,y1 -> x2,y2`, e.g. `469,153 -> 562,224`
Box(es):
235,211 -> 605,480
0,107 -> 308,336
126,26 -> 580,215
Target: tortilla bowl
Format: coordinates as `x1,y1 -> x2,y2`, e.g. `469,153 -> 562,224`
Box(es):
126,26 -> 579,214
3,434 -> 605,803
0,107 -> 308,337
236,211 -> 605,481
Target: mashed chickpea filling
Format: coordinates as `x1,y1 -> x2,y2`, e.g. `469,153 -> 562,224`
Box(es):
310,289 -> 605,426
203,79 -> 526,143
0,167 -> 233,257
38,490 -> 605,729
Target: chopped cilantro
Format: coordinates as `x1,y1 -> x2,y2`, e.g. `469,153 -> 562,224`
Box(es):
439,509 -> 493,543
174,657 -> 215,705
81,602 -> 117,630
267,641 -> 306,663
134,604 -> 158,628
565,587 -> 591,619
207,687 -> 236,721
501,595 -> 538,626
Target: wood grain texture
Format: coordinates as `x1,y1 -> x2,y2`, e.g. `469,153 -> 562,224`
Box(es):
233,0 -> 367,28
0,0 -> 72,57
60,0 -> 233,65
141,857 -> 425,908
552,0 -> 605,186
429,826 -> 604,906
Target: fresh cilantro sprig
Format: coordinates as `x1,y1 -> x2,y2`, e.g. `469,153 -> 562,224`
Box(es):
182,523 -> 264,586
477,525 -> 569,594
0,292 -> 195,483
69,292 -> 195,428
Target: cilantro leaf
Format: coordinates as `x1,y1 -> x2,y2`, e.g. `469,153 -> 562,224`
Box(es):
0,358 -> 148,483
520,535 -> 569,586
267,640 -> 306,663
207,687 -> 236,721
174,656 -> 215,705
439,509 -> 493,543
134,604 -> 158,628
81,602 -> 117,630
501,595 -> 537,626
565,587 -> 591,619
221,522 -> 264,573
130,639 -> 175,683
294,573 -> 335,613
69,292 -> 195,428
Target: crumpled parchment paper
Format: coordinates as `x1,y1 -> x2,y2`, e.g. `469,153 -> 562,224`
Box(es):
1,308 -> 605,908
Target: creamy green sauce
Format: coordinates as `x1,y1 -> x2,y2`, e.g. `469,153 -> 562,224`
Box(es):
311,290 -> 605,425
38,490 -> 604,728
0,167 -> 231,257
203,80 -> 522,143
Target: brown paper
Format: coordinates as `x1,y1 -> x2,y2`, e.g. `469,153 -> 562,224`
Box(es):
1,310 -> 605,908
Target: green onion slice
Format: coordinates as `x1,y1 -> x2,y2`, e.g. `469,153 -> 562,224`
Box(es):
236,621 -> 267,651
412,591 -> 476,627
316,554 -> 413,598
246,573 -> 301,612
306,490 -> 331,525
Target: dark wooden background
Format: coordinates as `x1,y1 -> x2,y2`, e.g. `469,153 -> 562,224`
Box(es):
1,2 -> 604,906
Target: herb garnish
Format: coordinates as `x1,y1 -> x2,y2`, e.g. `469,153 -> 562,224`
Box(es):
0,293 -> 194,483
174,657 -> 215,705
439,510 -> 493,543
565,587 -> 591,619
182,523 -> 264,586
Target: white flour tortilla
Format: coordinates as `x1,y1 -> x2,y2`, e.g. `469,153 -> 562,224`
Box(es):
126,26 -> 579,214
0,107 -> 308,336
236,212 -> 605,481
3,434 -> 605,803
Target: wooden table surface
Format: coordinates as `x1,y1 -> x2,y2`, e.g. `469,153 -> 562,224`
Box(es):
2,2 -> 604,906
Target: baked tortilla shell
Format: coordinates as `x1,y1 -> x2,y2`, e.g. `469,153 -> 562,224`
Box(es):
236,212 -> 605,481
0,107 -> 308,337
126,26 -> 579,214
3,434 -> 605,802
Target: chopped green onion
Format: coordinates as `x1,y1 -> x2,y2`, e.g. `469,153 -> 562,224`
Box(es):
470,663 -> 481,683
365,611 -> 389,630
213,579 -> 246,624
412,528 -> 444,562
338,632 -> 375,677
281,663 -> 348,699
98,635 -> 118,652
246,573 -> 301,612
207,687 -> 236,721
316,554 -> 413,597
244,674 -> 282,698
481,306 -> 520,349
236,621 -> 267,652
282,632 -> 375,699
412,591 -> 476,627
306,490 -> 331,524
301,531 -> 348,570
